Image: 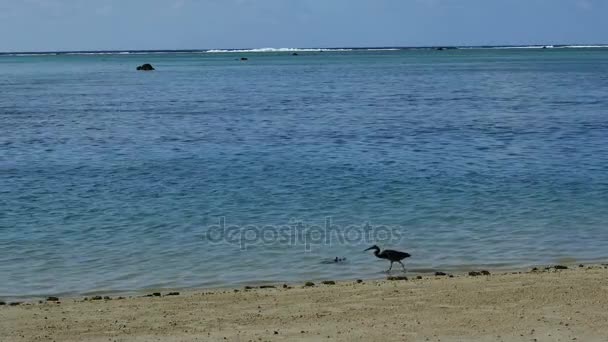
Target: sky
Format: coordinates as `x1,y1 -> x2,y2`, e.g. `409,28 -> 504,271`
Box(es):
0,0 -> 606,52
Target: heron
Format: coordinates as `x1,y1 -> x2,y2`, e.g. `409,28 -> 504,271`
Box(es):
364,245 -> 411,273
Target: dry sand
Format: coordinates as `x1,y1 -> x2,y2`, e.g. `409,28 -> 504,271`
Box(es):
1,266 -> 608,342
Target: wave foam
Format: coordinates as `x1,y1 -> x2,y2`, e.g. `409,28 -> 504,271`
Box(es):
205,47 -> 353,53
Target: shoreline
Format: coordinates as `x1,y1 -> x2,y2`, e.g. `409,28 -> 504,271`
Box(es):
2,265 -> 608,341
1,261 -> 606,302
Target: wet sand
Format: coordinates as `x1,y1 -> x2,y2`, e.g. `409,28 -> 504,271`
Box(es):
1,266 -> 607,341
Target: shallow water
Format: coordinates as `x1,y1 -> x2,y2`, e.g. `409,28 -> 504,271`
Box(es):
1,48 -> 608,297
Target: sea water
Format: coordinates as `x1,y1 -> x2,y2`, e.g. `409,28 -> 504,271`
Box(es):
1,48 -> 608,298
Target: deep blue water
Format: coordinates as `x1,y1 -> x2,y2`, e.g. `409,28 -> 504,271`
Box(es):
1,48 -> 608,298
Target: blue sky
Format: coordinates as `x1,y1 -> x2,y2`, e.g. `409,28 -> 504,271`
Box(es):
0,0 -> 606,52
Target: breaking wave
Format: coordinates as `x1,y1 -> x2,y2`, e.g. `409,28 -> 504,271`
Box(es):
205,47 -> 353,53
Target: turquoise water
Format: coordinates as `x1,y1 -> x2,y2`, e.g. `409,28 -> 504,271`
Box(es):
1,48 -> 608,298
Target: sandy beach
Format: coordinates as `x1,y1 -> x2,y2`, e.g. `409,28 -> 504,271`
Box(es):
1,266 -> 607,342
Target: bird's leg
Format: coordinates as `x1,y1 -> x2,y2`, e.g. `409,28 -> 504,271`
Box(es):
386,261 -> 393,273
398,261 -> 406,272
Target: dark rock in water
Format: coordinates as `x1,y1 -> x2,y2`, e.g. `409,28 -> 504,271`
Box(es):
152,292 -> 161,297
166,292 -> 180,296
260,285 -> 276,289
322,281 -> 336,285
136,63 -> 155,71
0,301 -> 5,305
240,57 -> 248,61
356,279 -> 363,284
91,296 -> 103,301
282,284 -> 289,289
480,270 -> 491,276
435,272 -> 447,276
46,296 -> 59,302
321,257 -> 347,264
292,52 -> 299,56
436,47 -> 446,51
387,276 -> 408,281
304,282 -> 315,287
244,286 -> 255,290
553,265 -> 568,270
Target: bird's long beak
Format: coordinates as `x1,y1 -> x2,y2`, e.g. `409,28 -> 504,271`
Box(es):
364,246 -> 375,252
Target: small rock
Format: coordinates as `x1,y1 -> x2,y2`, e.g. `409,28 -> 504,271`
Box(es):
322,281 -> 336,285
233,289 -> 239,293
554,265 -> 568,270
152,292 -> 161,297
469,271 -> 481,277
283,284 -> 289,289
387,276 -> 408,281
46,296 -> 59,302
103,296 -> 111,300
531,267 -> 539,272
9,302 -> 22,306
240,57 -> 248,61
136,63 -> 155,71
356,279 -> 363,284
416,276 -> 423,280
244,286 -> 255,290
260,285 -> 276,289
435,272 -> 447,276
480,270 -> 491,275
0,301 -> 6,305
117,297 -> 126,300
274,331 -> 279,335
166,292 -> 180,296
579,264 -> 584,268
304,282 -> 315,287
91,296 -> 103,301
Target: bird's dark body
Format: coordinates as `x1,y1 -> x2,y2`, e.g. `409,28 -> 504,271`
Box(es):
365,245 -> 411,272
377,249 -> 411,262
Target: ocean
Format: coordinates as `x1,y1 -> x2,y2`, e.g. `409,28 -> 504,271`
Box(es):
1,47 -> 608,298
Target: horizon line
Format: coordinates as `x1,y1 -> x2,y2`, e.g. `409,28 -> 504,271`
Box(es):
2,43 -> 608,55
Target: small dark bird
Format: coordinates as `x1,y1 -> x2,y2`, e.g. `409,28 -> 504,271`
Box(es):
365,245 -> 411,273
